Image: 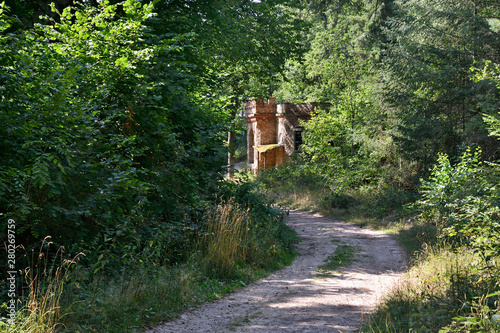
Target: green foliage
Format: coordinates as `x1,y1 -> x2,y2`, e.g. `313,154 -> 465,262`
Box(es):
0,0 -> 225,243
316,243 -> 360,277
0,1 -> 299,330
383,0 -> 500,165
264,1 -> 499,332
272,0 -> 407,194
443,292 -> 500,332
400,145 -> 500,331
473,61 -> 500,140
274,0 -> 379,103
417,148 -> 500,262
1,0 -> 498,331
300,87 -> 385,187
57,197 -> 296,332
362,245 -> 499,333
256,155 -> 416,224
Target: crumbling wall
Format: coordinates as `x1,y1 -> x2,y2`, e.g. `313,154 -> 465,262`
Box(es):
277,103 -> 315,156
245,98 -> 278,172
245,99 -> 328,172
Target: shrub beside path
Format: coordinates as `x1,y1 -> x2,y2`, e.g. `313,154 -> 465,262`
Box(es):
147,210 -> 406,333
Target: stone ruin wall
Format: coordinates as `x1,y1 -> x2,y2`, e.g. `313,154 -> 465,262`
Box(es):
244,98 -> 329,171
277,103 -> 315,157
245,98 -> 279,171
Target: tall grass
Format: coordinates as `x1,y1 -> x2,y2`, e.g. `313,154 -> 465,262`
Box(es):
58,198 -> 295,331
61,264 -> 200,331
201,201 -> 250,277
254,161 -> 417,225
362,244 -> 500,332
1,237 -> 82,333
1,196 -> 296,332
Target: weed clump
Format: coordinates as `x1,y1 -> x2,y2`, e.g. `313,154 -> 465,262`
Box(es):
201,201 -> 250,277
0,237 -> 83,333
316,243 -> 361,278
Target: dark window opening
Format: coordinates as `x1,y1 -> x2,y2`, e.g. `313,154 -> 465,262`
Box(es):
294,127 -> 304,150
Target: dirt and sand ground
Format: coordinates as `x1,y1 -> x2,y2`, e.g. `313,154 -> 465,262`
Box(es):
147,209 -> 407,333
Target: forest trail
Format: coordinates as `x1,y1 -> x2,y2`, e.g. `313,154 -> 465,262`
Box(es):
147,210 -> 406,333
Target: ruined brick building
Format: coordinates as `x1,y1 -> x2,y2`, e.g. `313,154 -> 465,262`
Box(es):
244,98 -> 327,172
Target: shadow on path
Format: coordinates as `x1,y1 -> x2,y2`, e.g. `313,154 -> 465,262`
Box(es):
147,210 -> 407,333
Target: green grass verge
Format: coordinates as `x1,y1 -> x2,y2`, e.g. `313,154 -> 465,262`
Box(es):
316,243 -> 361,278
59,250 -> 296,332
254,165 -> 499,333
360,244 -> 500,332
1,200 -> 298,333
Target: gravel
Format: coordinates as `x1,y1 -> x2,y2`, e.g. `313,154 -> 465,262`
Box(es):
146,209 -> 406,333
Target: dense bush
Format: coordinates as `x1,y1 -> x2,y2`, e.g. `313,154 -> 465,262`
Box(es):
320,192 -> 357,209
417,148 -> 500,262
406,147 -> 500,331
0,0 -> 227,308
0,2 -> 302,330
1,1 -> 224,246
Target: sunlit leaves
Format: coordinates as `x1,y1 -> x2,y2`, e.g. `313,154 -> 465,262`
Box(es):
417,148 -> 500,261
383,0 -> 500,164
0,1 -> 225,257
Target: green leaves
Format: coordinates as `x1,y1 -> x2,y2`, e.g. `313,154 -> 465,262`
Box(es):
0,0 -> 227,262
383,0 -> 500,165
417,147 -> 500,263
299,85 -> 386,188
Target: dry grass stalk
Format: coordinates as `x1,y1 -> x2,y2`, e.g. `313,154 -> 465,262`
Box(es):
5,237 -> 83,333
203,201 -> 249,277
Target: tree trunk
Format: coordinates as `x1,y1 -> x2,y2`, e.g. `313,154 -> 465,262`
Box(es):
227,97 -> 239,179
227,130 -> 236,178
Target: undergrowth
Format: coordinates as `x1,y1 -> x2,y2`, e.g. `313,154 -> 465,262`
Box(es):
1,181 -> 298,332
362,244 -> 500,333
254,159 -> 417,223
254,150 -> 500,332
362,149 -> 500,332
253,161 -> 424,256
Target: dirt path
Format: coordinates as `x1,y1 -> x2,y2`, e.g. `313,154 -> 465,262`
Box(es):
147,210 -> 406,333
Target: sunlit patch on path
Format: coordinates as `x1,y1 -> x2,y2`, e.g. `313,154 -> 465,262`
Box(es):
147,210 -> 407,333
